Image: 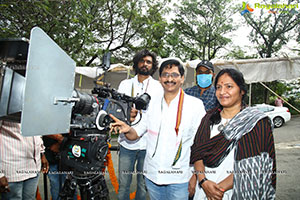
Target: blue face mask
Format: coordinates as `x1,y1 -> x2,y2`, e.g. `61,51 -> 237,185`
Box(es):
197,74 -> 213,88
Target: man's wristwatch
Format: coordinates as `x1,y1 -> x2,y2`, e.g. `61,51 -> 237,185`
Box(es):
198,177 -> 208,188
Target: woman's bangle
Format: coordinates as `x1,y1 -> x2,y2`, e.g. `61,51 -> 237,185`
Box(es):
198,177 -> 208,188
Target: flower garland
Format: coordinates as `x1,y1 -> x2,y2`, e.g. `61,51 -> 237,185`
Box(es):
105,143 -> 136,199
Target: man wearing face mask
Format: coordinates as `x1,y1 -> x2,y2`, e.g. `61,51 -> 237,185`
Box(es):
185,60 -> 217,111
184,60 -> 218,200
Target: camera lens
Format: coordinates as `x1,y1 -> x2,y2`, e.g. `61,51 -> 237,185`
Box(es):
134,93 -> 151,110
99,114 -> 112,128
72,90 -> 97,115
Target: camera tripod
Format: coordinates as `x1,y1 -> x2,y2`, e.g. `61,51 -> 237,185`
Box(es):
59,170 -> 109,200
59,129 -> 111,200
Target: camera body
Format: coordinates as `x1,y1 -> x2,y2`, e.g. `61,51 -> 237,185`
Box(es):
60,85 -> 150,172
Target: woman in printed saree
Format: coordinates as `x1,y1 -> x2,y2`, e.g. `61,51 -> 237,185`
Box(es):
190,68 -> 276,200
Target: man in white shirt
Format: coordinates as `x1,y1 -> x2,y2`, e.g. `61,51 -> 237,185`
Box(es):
0,120 -> 49,200
117,49 -> 163,200
111,58 -> 206,200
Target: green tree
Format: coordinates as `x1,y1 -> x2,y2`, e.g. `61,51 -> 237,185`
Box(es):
242,0 -> 300,58
284,78 -> 300,114
224,46 -> 259,59
0,0 -> 169,66
285,78 -> 300,99
168,0 -> 236,61
241,0 -> 300,103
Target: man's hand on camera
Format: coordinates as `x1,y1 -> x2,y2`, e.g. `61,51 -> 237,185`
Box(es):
109,114 -> 131,134
130,108 -> 138,122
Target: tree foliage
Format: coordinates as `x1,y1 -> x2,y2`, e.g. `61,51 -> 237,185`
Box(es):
242,0 -> 300,58
0,0 -> 169,66
168,0 -> 236,61
224,46 -> 260,59
240,0 -> 300,104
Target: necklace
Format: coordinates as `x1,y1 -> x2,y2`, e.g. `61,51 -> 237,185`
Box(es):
217,118 -> 230,132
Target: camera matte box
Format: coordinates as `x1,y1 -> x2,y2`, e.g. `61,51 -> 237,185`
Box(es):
0,67 -> 25,122
21,27 -> 76,136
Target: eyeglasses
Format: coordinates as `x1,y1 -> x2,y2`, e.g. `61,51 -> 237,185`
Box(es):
161,72 -> 181,78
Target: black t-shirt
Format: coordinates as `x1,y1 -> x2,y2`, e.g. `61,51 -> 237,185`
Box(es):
43,136 -> 61,164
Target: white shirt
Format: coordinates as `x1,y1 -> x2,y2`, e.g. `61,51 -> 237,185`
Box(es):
134,91 -> 206,184
117,75 -> 163,150
194,118 -> 234,200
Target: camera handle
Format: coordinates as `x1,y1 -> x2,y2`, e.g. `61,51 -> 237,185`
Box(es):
54,97 -> 80,105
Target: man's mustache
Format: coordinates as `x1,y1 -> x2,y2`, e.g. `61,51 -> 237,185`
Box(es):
140,66 -> 149,71
164,81 -> 176,84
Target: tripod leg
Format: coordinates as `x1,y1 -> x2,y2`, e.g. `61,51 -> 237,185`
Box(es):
59,174 -> 77,200
98,175 -> 109,199
79,175 -> 109,200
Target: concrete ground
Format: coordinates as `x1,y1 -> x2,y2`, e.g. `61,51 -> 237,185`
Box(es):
38,115 -> 300,200
272,115 -> 300,200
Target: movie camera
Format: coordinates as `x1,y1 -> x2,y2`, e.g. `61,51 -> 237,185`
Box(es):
0,27 -> 150,200
61,61 -> 151,172
59,57 -> 150,200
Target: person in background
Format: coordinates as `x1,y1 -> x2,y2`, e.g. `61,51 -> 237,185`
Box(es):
185,60 -> 218,199
0,120 -> 49,200
111,58 -> 206,200
185,60 -> 217,111
117,49 -> 163,200
43,134 -> 74,200
275,96 -> 284,107
190,68 -> 276,199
